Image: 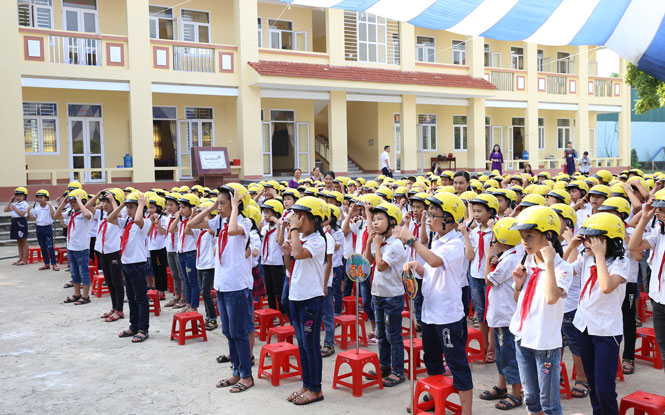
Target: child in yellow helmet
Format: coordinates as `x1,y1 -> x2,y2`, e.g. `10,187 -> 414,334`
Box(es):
6,187 -> 30,265
27,189 -> 58,270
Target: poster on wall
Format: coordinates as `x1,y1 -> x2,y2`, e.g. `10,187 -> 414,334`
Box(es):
192,147 -> 231,177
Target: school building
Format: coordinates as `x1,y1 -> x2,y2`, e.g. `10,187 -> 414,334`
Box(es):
2,0 -> 630,196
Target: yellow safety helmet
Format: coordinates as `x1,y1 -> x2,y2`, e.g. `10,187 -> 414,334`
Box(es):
328,204 -> 341,223
67,188 -> 88,201
372,202 -> 402,226
470,193 -> 499,216
511,185 -> 524,194
124,191 -> 144,204
531,185 -> 551,196
220,183 -> 250,211
593,169 -> 614,184
248,199 -> 259,209
519,193 -> 546,208
355,177 -> 366,186
14,186 -> 28,196
478,174 -> 489,183
177,185 -> 190,193
553,181 -> 567,191
512,205 -> 561,236
484,179 -> 500,189
410,192 -> 431,206
523,184 -> 537,195
191,185 -> 204,194
148,194 -> 165,210
542,179 -> 555,189
547,189 -> 571,206
484,187 -> 498,195
588,184 -> 611,199
244,205 -> 261,226
610,183 -> 628,198
469,181 -> 483,193
492,217 -> 521,246
291,196 -> 327,222
67,181 -> 82,191
627,176 -> 647,191
438,185 -> 456,194
598,197 -> 631,218
566,180 -> 589,196
164,192 -> 180,203
327,190 -> 344,205
303,187 -> 318,197
427,192 -> 466,223
493,188 -> 517,203
556,174 -> 571,182
361,193 -> 383,208
579,212 -> 625,240
394,187 -> 408,198
550,203 -> 577,229
105,188 -> 125,205
440,170 -> 454,181
178,193 -> 200,208
199,199 -> 218,216
264,180 -> 280,190
282,188 -> 301,200
35,189 -> 50,199
459,191 -> 477,203
537,172 -> 552,180
375,186 -> 394,202
260,199 -> 284,218
652,189 -> 665,208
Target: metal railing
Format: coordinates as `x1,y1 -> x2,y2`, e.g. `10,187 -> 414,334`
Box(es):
48,35 -> 100,66
593,79 -> 613,97
490,71 -> 514,91
314,136 -> 329,162
173,46 -> 215,73
546,75 -> 567,94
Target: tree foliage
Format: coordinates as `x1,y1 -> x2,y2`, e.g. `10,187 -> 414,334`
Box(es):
625,62 -> 665,114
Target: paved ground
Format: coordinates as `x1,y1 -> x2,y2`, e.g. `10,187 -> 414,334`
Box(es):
0,257 -> 662,415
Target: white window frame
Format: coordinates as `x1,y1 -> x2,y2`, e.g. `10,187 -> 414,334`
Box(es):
484,43 -> 490,67
356,12 -> 388,64
452,40 -> 466,65
258,17 -> 263,48
23,102 -> 60,155
452,115 -> 467,151
149,5 -> 174,40
537,49 -> 545,72
557,51 -> 570,74
393,113 -> 401,173
538,118 -> 545,150
182,106 -> 214,154
557,118 -> 571,150
180,8 -> 210,43
62,4 -> 98,34
510,46 -> 524,70
66,102 -> 104,183
415,36 -> 435,63
18,0 -> 54,29
417,114 -> 437,152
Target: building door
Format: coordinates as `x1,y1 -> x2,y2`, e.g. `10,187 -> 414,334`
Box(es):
491,126 -> 503,162
393,116 -> 401,172
68,112 -> 104,183
506,126 -> 514,170
296,122 -> 310,173
62,0 -> 99,65
177,118 -> 214,179
262,121 -> 272,176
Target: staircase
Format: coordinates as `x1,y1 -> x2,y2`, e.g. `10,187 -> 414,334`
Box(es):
0,214 -> 67,247
347,158 -> 363,176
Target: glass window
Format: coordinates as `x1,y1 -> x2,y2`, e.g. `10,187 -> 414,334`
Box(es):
537,49 -> 545,71
453,115 -> 467,151
258,17 -> 263,47
149,6 -> 173,40
510,47 -> 524,70
185,107 -> 213,120
68,104 -> 101,118
181,9 -> 210,43
452,40 -> 466,65
23,102 -> 58,154
268,19 -> 294,50
557,52 -> 570,74
557,118 -> 571,149
512,117 -> 525,126
417,114 -> 437,151
63,0 -> 95,9
484,44 -> 490,67
416,36 -> 435,63
357,12 -> 388,64
18,0 -> 53,28
152,106 -> 177,119
270,110 -> 295,122
538,118 -> 545,149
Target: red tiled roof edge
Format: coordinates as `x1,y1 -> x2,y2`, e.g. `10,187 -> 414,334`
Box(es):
248,60 -> 496,90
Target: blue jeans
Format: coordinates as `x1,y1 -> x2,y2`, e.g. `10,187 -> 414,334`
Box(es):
281,276 -> 291,322
68,249 -> 90,286
122,262 -> 149,333
360,275 -> 374,322
322,289 -> 335,347
217,288 -> 254,379
578,331 -> 621,415
561,309 -> 582,356
422,317 -> 473,391
332,266 -> 344,315
493,327 -> 520,385
515,340 -> 562,415
178,250 -> 199,308
373,295 -> 405,376
290,296 -> 324,392
469,277 -> 487,323
36,225 -> 56,265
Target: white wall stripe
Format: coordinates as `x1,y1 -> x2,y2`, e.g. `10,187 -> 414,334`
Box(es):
525,0 -> 600,45
365,0 -> 438,22
605,0 -> 665,64
447,0 -> 519,36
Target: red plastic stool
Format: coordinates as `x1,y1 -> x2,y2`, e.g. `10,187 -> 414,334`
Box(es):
402,310 -> 417,338
619,391 -> 665,415
638,292 -> 653,323
334,315 -> 368,350
413,375 -> 461,415
166,268 -> 174,294
267,325 -> 295,344
27,247 -> 43,264
89,265 -> 98,276
258,342 -> 302,386
342,296 -> 361,315
170,312 -> 207,345
55,247 -> 68,264
465,327 -> 486,363
147,289 -> 161,316
560,361 -> 572,400
254,308 -> 284,341
332,349 -> 384,397
635,327 -> 664,369
91,274 -> 109,298
404,338 -> 427,380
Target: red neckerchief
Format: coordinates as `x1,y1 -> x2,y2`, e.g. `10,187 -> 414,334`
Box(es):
519,267 -> 542,331
120,218 -> 133,255
97,219 -> 108,254
361,224 -> 369,250
150,218 -> 159,240
167,216 -> 176,249
657,249 -> 665,292
178,218 -> 189,253
217,223 -> 229,265
579,265 -> 598,303
196,231 -> 206,261
67,211 -> 80,243
262,225 -> 276,259
411,222 -> 421,259
477,230 -> 488,271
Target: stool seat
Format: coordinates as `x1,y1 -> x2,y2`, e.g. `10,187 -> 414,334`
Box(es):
55,247 -> 68,264
342,296 -> 362,315
635,327 -> 664,370
413,375 -> 461,415
170,312 -> 207,345
254,308 -> 284,341
27,247 -> 43,264
466,327 -> 485,363
638,292 -> 653,323
91,272 -> 109,298
334,315 -> 368,350
258,342 -> 302,386
332,349 -> 384,397
147,289 -> 161,316
619,391 -> 665,415
267,325 -> 295,344
403,338 -> 427,380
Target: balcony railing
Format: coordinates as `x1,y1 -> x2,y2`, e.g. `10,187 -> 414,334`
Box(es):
546,75 -> 567,94
173,46 -> 215,73
593,79 -> 613,97
490,71 -> 514,91
48,35 -> 101,66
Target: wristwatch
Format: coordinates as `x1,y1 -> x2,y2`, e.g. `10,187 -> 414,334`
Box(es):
406,237 -> 416,247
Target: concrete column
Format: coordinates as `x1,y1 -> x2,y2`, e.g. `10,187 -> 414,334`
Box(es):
328,91 -> 348,174
235,0 -> 263,180
524,42 -> 539,166
401,95 -> 418,174
400,23 -> 415,71
126,0 -> 154,183
576,102 -> 590,158
467,98 -> 486,171
0,0 -> 28,187
618,57 -> 631,168
467,36 -> 485,78
326,8 -> 345,66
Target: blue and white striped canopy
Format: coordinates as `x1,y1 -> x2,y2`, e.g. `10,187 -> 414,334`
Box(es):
282,0 -> 665,82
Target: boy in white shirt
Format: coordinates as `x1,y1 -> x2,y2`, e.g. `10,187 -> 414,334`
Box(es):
407,193 -> 430,330
164,193 -> 185,308
169,194 -> 201,314
189,200 -> 217,331
28,189 -> 58,270
5,187 -> 30,265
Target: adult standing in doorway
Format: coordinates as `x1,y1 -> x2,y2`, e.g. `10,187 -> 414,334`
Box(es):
380,145 -> 393,178
489,145 -> 504,175
289,169 -> 301,189
564,142 -> 577,175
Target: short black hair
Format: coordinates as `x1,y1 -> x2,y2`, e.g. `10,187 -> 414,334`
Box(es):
454,171 -> 470,182
384,145 -> 390,150
325,171 -> 335,179
583,151 -> 589,156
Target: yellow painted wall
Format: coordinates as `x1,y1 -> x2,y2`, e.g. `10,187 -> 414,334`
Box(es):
412,28 -> 467,66
484,39 -> 528,69
99,0 -> 128,35
536,44 -> 578,73
258,3 -> 313,51
346,101 -> 378,170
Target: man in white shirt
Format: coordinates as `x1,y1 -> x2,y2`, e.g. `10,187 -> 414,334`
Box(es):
380,145 -> 392,178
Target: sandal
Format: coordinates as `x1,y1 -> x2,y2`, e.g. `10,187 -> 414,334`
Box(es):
205,320 -> 218,331
292,392 -> 324,405
622,359 -> 635,375
101,309 -> 115,318
287,390 -> 305,402
164,298 -> 179,307
12,260 -> 19,265
106,312 -> 124,322
480,386 -> 508,401
229,378 -> 254,393
74,296 -> 91,305
217,355 -> 231,364
39,265 -> 50,270
216,378 -> 238,388
485,351 -> 496,364
321,345 -> 335,358
496,394 -> 523,410
173,301 -> 187,309
16,261 -> 27,266
118,329 -> 136,338
572,380 -> 590,398
131,331 -> 149,343
52,265 -> 60,271
63,295 -> 81,303
63,282 -> 74,289
383,373 -> 406,387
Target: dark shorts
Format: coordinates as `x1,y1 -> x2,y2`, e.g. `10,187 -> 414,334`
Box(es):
10,217 -> 28,240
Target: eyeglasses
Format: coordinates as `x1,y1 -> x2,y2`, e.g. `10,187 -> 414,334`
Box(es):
429,214 -> 445,219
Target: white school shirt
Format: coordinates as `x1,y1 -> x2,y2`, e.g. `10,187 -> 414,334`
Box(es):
148,215 -> 168,251
165,214 -> 179,253
195,229 -> 215,270
289,232 -> 326,301
572,255 -> 628,336
421,231 -> 466,325
624,227 -> 639,284
210,216 -> 253,292
509,254 -> 573,350
325,232 -> 335,287
486,245 -> 523,328
89,209 -> 101,237
350,219 -> 368,254
260,223 -> 283,266
563,239 -> 583,313
177,217 -> 196,253
370,235 -> 407,297
10,201 -> 28,218
32,204 -> 53,226
66,210 -> 91,251
574,203 -> 592,232
645,225 -> 665,304
380,150 -> 390,170
469,225 -> 493,279
455,230 -> 470,288
343,229 -> 355,259
409,220 -> 427,277
249,228 -> 261,268
331,228 -> 344,267
118,218 -> 150,264
94,218 -> 120,254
